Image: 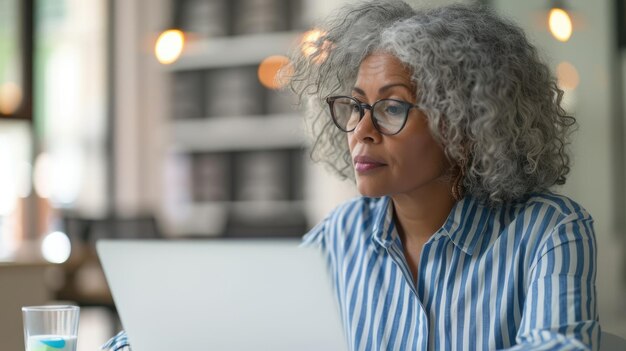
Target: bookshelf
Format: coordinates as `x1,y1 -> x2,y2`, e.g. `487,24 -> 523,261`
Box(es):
164,0 -> 309,237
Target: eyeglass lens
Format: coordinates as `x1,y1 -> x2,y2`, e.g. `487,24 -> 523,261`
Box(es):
330,97 -> 410,135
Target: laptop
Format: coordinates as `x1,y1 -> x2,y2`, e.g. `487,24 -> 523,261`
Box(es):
96,239 -> 348,351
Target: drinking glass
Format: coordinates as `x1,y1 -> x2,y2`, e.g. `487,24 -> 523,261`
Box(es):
22,305 -> 80,351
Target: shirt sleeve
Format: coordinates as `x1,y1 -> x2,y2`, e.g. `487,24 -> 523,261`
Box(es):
301,214 -> 341,285
100,330 -> 131,351
505,211 -> 600,350
301,216 -> 328,247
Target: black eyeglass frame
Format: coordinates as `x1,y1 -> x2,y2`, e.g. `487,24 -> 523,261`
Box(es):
325,95 -> 420,136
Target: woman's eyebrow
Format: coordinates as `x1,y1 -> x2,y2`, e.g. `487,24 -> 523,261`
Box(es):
351,83 -> 413,96
352,87 -> 366,96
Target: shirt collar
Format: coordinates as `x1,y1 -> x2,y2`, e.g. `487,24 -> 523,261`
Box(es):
371,195 -> 492,255
371,197 -> 397,250
441,196 -> 492,255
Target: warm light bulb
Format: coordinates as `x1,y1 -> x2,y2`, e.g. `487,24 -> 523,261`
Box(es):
258,55 -> 293,90
0,81 -> 22,115
300,29 -> 331,64
556,61 -> 579,90
42,231 -> 72,264
301,29 -> 324,56
155,29 -> 185,64
548,8 -> 572,42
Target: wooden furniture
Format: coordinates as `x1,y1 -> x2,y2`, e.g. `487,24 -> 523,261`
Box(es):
0,261 -> 52,351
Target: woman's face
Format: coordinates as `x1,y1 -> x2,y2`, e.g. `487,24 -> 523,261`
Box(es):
348,52 -> 451,199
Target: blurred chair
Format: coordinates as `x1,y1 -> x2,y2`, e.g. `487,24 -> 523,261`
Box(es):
601,331 -> 626,350
57,214 -> 162,335
58,213 -> 162,305
63,213 -> 161,244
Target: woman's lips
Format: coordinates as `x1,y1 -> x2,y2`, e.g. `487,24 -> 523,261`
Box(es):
353,155 -> 386,173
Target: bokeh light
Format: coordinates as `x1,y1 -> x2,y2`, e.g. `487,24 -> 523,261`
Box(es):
42,231 -> 72,264
258,55 -> 293,90
548,8 -> 572,42
300,29 -> 331,64
33,148 -> 84,206
17,161 -> 32,198
0,147 -> 18,216
0,81 -> 22,115
33,153 -> 52,199
556,61 -> 580,90
155,29 -> 185,64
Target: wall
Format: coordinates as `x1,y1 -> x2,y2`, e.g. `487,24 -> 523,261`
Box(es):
113,0 -> 168,220
493,0 -> 626,335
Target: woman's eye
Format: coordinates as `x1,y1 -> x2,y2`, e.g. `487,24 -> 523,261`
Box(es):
384,103 -> 405,116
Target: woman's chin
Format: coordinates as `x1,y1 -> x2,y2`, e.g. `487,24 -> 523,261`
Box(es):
356,183 -> 388,198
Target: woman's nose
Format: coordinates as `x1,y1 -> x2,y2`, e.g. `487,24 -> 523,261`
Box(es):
352,109 -> 382,143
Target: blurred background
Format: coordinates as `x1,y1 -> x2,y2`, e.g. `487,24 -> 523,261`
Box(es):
0,0 -> 624,350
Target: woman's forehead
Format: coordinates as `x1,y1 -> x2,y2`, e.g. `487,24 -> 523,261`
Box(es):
358,53 -> 410,74
354,53 -> 415,93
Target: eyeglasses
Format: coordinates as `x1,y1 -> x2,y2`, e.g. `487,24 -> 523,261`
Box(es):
325,96 -> 419,135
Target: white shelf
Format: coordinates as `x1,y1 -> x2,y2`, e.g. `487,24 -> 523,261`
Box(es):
161,21 -> 311,237
170,113 -> 304,152
167,202 -> 228,237
168,31 -> 302,71
166,200 -> 305,237
229,200 -> 305,218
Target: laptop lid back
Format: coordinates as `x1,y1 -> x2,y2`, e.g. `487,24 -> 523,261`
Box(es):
97,239 -> 347,351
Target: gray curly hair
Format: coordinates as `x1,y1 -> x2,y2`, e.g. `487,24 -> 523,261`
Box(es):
288,0 -> 575,204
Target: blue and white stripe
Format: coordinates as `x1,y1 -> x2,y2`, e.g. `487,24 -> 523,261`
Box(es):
303,193 -> 600,350
101,330 -> 130,351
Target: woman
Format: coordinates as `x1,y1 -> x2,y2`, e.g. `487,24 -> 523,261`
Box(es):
290,1 -> 599,350
103,1 -> 599,350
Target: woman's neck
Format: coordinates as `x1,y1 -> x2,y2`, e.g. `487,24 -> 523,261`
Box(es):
391,182 -> 456,242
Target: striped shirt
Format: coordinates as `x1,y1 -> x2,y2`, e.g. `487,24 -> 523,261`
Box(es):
301,192 -> 600,350
102,192 -> 600,351
101,330 -> 130,351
